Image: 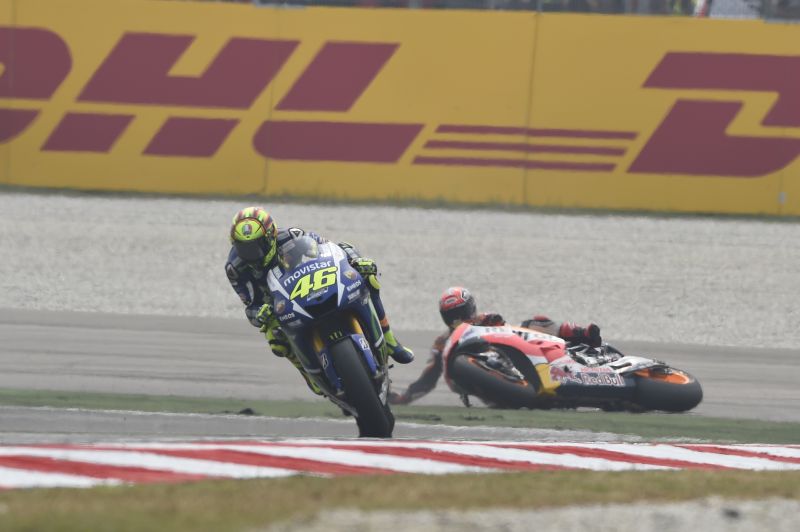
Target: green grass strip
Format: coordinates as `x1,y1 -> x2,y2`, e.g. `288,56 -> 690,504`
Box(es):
1,471 -> 798,532
2,388 -> 800,443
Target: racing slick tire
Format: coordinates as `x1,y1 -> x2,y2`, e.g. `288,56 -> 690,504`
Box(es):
634,367 -> 703,412
331,340 -> 394,438
450,354 -> 537,409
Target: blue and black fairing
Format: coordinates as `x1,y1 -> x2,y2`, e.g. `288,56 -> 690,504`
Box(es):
266,237 -> 386,396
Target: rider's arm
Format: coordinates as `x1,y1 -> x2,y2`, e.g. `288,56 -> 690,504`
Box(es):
337,242 -> 380,288
225,248 -> 267,327
390,333 -> 447,404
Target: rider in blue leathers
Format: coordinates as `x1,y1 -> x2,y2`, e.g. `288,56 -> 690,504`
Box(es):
225,206 -> 414,395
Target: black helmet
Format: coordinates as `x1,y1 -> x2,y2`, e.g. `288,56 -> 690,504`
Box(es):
439,286 -> 477,328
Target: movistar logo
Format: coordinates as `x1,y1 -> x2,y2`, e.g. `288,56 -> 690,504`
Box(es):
282,260 -> 334,287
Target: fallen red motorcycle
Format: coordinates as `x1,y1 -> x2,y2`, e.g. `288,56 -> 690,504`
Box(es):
442,323 -> 703,412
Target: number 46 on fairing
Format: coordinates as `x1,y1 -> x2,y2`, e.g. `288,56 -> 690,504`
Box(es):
290,266 -> 338,300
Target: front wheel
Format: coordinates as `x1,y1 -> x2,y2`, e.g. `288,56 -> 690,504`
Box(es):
449,353 -> 537,409
330,340 -> 394,438
633,367 -> 703,412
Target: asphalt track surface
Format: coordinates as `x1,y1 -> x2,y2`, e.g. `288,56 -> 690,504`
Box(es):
0,190 -> 798,443
1,308 -> 797,444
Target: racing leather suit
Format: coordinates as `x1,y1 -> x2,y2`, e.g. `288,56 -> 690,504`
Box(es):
225,228 -> 327,328
225,228 -> 410,394
389,313 -> 601,405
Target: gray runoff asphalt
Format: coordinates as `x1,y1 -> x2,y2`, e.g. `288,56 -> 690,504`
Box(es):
0,190 -> 798,442
1,190 -> 798,349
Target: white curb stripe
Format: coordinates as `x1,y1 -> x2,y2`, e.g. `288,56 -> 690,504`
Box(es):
0,448 -> 297,479
2,440 -> 799,490
276,440 -> 673,471
0,465 -> 121,489
726,445 -> 800,459
556,443 -> 800,471
102,443 -> 489,475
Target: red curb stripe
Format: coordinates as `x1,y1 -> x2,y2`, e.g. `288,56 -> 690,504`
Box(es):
677,445 -> 800,464
0,456 -> 209,483
425,140 -> 627,156
118,448 -> 395,476
286,444 -> 567,471
437,125 -> 638,140
414,156 -> 615,172
485,444 -> 732,471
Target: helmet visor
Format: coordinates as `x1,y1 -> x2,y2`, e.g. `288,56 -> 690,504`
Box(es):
233,238 -> 270,263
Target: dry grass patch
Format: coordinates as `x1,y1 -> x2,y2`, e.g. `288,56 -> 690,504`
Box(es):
1,471 -> 798,532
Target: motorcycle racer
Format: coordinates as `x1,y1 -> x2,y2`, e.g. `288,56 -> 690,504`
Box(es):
225,206 -> 414,395
388,286 -> 601,405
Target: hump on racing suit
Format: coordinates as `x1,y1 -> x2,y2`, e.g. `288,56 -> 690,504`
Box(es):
225,227 -> 326,326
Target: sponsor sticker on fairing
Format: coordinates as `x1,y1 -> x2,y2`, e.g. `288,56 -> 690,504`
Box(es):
549,365 -> 583,385
278,312 -> 296,322
282,260 -> 334,287
579,372 -> 625,387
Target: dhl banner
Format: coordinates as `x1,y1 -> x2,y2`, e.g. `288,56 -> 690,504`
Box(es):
2,0 -> 799,215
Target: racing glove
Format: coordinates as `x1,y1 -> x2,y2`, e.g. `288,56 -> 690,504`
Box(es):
257,303 -> 290,356
352,257 -> 377,277
352,258 -> 381,290
388,390 -> 412,405
256,303 -> 276,329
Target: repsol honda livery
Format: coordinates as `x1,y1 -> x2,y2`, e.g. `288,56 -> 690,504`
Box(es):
443,323 -> 703,412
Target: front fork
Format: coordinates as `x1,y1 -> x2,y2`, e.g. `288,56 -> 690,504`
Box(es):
309,312 -> 386,395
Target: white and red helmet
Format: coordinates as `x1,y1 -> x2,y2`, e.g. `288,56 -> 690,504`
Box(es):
439,286 -> 477,328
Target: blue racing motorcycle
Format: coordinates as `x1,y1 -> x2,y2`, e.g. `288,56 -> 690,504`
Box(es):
266,236 -> 395,437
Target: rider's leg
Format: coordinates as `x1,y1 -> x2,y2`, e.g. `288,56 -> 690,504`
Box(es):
521,315 -> 602,347
338,242 -> 413,364
266,326 -> 324,396
364,274 -> 414,364
284,350 -> 324,396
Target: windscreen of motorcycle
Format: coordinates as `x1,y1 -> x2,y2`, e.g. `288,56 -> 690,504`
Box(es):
266,239 -> 355,321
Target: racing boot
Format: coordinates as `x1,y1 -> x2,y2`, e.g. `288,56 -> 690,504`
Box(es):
345,255 -> 414,364
559,322 -> 602,347
381,320 -> 414,364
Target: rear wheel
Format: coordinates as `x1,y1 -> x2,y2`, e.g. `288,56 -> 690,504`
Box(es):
330,340 -> 394,438
449,353 -> 537,409
634,367 -> 703,412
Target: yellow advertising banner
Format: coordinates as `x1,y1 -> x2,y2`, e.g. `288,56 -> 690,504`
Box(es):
525,14 -> 800,215
1,1 -> 799,215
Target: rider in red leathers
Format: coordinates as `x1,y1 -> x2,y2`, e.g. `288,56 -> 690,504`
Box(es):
388,286 -> 602,405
